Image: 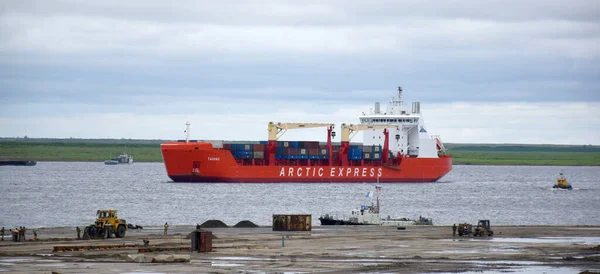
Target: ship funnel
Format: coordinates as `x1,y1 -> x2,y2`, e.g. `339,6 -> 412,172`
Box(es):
412,102 -> 420,114
374,102 -> 381,114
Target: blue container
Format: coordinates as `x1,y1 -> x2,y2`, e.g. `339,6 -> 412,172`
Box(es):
291,141 -> 299,148
260,141 -> 269,145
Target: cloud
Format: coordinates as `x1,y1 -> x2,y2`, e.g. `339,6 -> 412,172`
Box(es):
0,1 -> 598,144
1,101 -> 598,145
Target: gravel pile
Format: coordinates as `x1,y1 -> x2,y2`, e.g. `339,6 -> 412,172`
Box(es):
233,220 -> 259,228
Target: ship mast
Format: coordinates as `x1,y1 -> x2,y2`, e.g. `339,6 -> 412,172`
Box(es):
398,86 -> 403,106
185,121 -> 191,144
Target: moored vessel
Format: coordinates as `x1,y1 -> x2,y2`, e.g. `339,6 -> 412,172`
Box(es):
0,160 -> 36,166
553,172 -> 572,190
319,186 -> 382,225
104,152 -> 134,165
161,87 -> 452,183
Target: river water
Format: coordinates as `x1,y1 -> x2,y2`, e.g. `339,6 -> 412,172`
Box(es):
1,163 -> 599,228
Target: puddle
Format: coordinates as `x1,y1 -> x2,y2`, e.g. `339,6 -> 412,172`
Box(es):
211,262 -> 246,267
37,259 -> 63,263
34,263 -> 68,267
456,260 -> 545,265
434,265 -> 590,274
122,272 -> 167,274
211,256 -> 278,261
441,237 -> 600,245
486,237 -> 600,245
426,250 -> 482,254
0,257 -> 34,263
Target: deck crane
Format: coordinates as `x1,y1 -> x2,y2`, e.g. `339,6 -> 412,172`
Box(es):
267,122 -> 335,166
339,123 -> 399,166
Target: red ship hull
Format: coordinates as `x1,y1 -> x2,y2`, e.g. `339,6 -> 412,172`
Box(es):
161,142 -> 452,183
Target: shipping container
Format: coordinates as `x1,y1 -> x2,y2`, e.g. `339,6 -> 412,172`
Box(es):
260,141 -> 269,145
373,152 -> 381,159
191,231 -> 212,252
374,145 -> 381,152
363,152 -> 371,159
299,148 -> 307,155
253,151 -> 265,159
272,214 -> 312,231
363,146 -> 373,153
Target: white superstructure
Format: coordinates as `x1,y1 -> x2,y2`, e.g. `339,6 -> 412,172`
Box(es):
359,87 -> 444,158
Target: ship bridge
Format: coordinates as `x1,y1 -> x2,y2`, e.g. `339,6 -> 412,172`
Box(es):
359,87 -> 440,158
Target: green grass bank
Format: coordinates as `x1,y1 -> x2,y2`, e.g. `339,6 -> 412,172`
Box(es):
1,139 -> 599,166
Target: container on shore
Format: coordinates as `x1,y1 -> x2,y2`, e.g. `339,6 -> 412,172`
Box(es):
272,214 -> 312,231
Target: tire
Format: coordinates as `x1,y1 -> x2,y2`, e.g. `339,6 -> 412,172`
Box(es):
116,225 -> 126,238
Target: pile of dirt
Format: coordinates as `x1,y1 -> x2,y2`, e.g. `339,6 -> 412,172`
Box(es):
233,220 -> 259,228
199,220 -> 228,228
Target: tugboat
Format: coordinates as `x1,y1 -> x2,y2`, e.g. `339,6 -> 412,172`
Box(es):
319,187 -> 382,225
104,152 -> 134,165
553,172 -> 572,190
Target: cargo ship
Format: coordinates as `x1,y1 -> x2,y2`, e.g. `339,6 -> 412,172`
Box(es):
161,87 -> 452,183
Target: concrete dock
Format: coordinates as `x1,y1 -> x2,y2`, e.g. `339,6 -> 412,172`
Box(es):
0,225 -> 599,273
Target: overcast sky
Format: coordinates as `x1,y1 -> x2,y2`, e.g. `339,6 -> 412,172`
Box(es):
1,0 -> 599,144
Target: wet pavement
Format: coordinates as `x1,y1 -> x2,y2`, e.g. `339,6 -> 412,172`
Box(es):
0,225 -> 599,273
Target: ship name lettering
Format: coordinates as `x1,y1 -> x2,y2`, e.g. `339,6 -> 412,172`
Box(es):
208,157 -> 220,161
279,167 -> 382,177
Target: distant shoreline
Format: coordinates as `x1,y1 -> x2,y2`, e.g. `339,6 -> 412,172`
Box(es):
1,139 -> 599,166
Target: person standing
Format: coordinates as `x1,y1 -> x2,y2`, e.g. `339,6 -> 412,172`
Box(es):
452,224 -> 457,236
1,227 -> 4,241
22,226 -> 26,241
163,222 -> 169,235
14,227 -> 19,242
33,230 -> 38,241
76,227 -> 81,239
